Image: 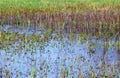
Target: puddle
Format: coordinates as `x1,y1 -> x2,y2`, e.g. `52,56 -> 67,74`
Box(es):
0,25 -> 120,77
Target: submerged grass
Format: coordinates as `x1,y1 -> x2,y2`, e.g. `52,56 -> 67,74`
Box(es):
0,0 -> 120,78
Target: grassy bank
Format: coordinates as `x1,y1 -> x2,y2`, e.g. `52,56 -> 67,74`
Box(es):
0,0 -> 120,21
0,0 -> 119,9
0,0 -> 120,14
0,0 -> 120,39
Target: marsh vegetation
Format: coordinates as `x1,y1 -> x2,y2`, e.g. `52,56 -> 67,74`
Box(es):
0,0 -> 120,78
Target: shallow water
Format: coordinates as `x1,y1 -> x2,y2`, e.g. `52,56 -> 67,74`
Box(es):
0,25 -> 120,78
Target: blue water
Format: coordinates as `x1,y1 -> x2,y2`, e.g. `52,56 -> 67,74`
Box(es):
0,25 -> 120,78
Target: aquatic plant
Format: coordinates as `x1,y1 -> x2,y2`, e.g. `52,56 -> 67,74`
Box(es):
0,0 -> 120,78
